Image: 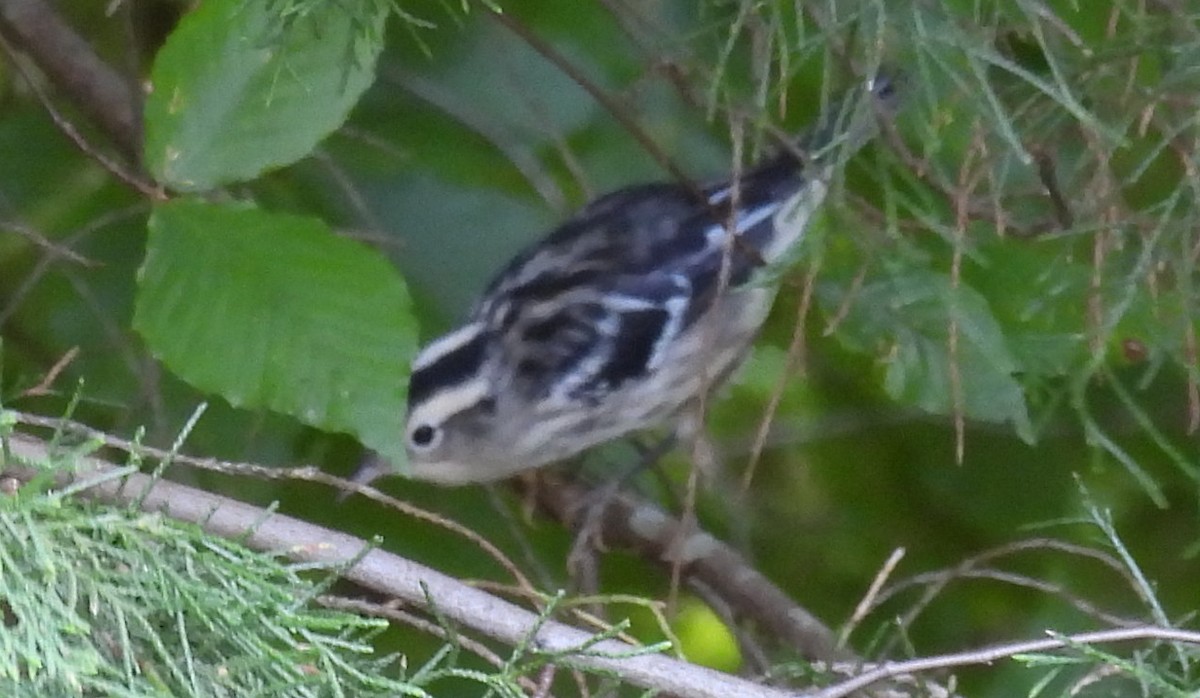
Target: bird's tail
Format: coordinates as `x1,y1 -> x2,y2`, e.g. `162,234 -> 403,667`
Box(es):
736,71 -> 902,275
800,71 -> 903,167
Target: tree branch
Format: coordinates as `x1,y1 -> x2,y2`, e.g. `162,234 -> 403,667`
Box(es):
812,626 -> 1200,698
0,0 -> 141,159
3,433 -> 798,698
520,473 -> 854,663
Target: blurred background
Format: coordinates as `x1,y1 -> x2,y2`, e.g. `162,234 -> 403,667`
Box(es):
2,0 -> 1199,694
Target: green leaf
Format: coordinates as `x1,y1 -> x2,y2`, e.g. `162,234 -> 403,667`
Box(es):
819,267 -> 1035,442
144,0 -> 386,190
965,237 -> 1091,379
135,199 -> 414,465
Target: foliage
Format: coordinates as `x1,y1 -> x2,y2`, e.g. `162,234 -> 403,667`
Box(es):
0,0 -> 1198,696
136,199 -> 414,465
0,438 -> 409,696
145,0 -> 389,190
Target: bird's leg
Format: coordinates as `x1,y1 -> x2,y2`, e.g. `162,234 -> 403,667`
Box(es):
672,405 -> 723,484
564,433 -> 679,597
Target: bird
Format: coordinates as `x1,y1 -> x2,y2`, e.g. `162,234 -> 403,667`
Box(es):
393,76 -> 897,485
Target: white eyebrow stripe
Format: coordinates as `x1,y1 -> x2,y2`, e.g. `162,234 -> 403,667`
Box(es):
407,379 -> 490,427
412,322 -> 486,372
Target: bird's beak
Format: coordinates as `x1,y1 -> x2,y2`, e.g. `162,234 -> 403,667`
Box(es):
337,453 -> 395,501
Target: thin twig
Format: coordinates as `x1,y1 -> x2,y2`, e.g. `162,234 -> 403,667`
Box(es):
0,0 -> 141,157
840,547 -> 906,648
482,5 -> 698,195
741,263 -> 817,490
18,347 -> 79,398
3,433 -> 800,698
948,124 -> 988,464
813,625 -> 1200,698
316,594 -> 547,694
0,33 -> 158,198
379,63 -> 568,211
8,411 -> 536,596
1,219 -> 97,266
869,537 -> 1144,657
0,203 -> 149,327
519,472 -> 853,663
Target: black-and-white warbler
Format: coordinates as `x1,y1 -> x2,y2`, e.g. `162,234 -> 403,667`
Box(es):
400,77 -> 897,484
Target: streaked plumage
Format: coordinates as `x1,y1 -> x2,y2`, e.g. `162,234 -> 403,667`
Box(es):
401,78 -> 896,484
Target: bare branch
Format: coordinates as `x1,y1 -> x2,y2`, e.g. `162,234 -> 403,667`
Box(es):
814,626 -> 1200,698
0,34 -> 158,197
0,0 -> 141,159
3,433 -> 800,698
519,473 -> 853,663
0,219 -> 96,266
9,411 -> 535,595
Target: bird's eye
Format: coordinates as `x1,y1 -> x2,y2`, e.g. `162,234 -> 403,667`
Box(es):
409,424 -> 441,451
